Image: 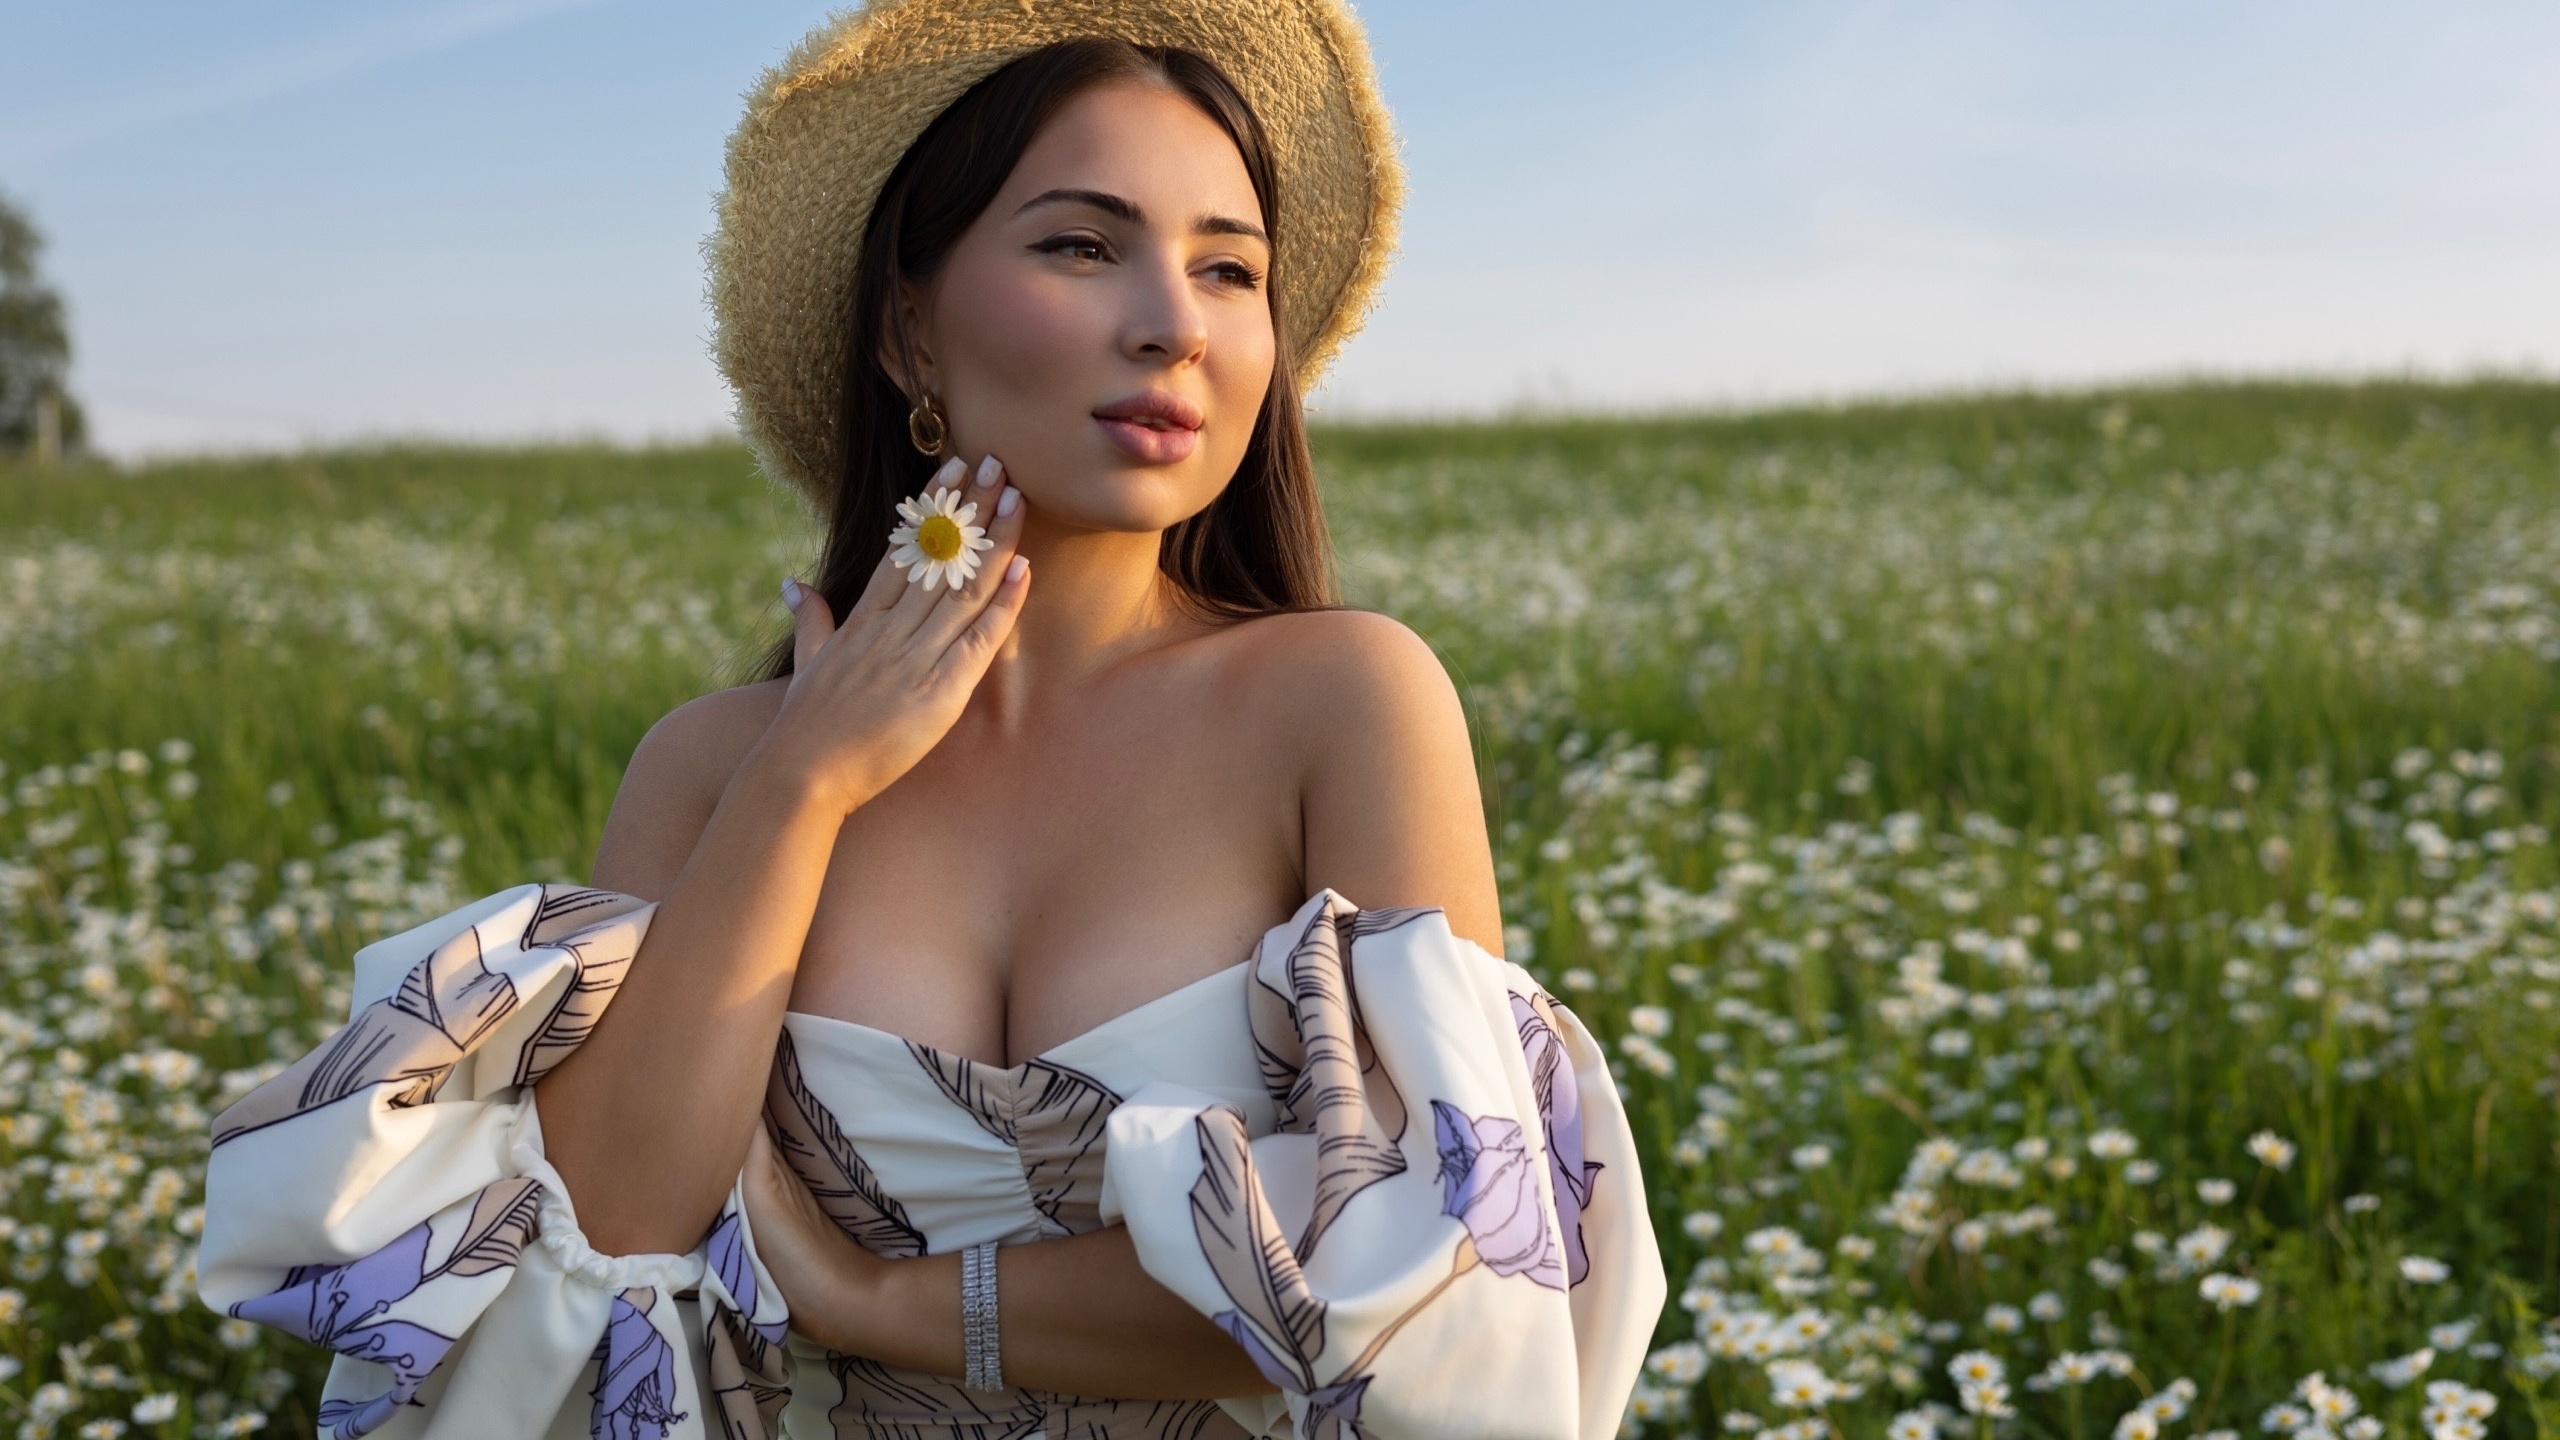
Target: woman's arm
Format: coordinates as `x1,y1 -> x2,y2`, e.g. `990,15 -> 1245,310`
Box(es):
1284,609 -> 1504,952
742,608 -> 1498,1397
539,459 -> 1031,1258
744,1125 -> 1273,1397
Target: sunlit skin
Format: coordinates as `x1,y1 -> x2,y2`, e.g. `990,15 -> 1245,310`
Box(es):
533,76 -> 1501,1400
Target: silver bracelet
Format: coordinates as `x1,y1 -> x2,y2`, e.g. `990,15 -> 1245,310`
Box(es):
961,1239 -> 1003,1391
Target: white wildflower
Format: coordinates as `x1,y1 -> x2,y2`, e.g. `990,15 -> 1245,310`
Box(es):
2146,1378 -> 2198,1423
2176,1224 -> 2233,1269
2296,1371 -> 2361,1425
1959,1380 -> 2014,1419
886,485 -> 994,591
2399,1255 -> 2451,1285
2247,1131 -> 2298,1170
2200,1273 -> 2262,1310
2088,1128 -> 2140,1160
2039,1353 -> 2103,1386
1906,1138 -> 1963,1182
1645,1341 -> 1708,1384
1765,1359 -> 1839,1409
1948,1351 -> 2005,1386
2370,1347 -> 2435,1389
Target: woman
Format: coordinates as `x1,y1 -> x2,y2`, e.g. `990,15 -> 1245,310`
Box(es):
196,5 -> 1664,1438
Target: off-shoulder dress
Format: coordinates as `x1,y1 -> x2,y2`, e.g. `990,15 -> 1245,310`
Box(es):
198,884 -> 1666,1440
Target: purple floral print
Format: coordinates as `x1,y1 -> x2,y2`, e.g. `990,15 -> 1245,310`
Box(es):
1429,1100 -> 1565,1289
226,1175 -> 544,1439
589,1287 -> 687,1440
226,1221 -> 455,1438
1302,1374 -> 1374,1440
1209,1308 -> 1306,1393
698,1203 -> 793,1438
1512,991 -> 1604,1287
703,1208 -> 788,1348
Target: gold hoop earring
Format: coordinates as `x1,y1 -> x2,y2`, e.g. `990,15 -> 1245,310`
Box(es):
906,397 -> 947,456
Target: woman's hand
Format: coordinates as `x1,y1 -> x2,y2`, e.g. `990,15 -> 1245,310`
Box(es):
739,1120 -> 886,1351
759,454 -> 1030,815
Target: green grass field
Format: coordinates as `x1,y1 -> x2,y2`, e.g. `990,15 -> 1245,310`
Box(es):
5,379 -> 2560,1438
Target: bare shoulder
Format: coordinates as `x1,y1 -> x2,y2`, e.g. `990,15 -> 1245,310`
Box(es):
629,678 -> 789,797
1212,607 -> 1468,749
588,678 -> 790,899
1202,608 -> 1501,949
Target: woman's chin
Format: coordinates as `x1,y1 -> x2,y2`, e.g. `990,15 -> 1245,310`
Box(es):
1021,462 -> 1222,537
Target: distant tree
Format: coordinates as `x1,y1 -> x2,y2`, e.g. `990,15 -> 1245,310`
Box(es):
0,190 -> 85,459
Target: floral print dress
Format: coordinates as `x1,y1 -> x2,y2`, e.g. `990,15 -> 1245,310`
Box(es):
197,885 -> 1666,1440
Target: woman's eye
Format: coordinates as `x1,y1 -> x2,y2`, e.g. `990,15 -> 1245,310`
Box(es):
1206,260 -> 1264,290
1038,236 -> 1108,263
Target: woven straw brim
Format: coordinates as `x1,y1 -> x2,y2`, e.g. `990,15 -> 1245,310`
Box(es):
706,0 -> 1403,511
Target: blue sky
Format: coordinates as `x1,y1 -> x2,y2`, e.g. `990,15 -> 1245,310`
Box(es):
4,1 -> 2556,455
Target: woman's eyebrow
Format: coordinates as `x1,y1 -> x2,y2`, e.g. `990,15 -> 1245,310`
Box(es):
1015,187 -> 1143,223
1014,187 -> 1267,244
1195,212 -> 1268,244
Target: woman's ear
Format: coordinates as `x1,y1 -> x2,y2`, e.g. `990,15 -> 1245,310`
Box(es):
876,281 -> 937,406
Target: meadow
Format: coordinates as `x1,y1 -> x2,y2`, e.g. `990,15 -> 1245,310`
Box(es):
3,378 -> 2559,1438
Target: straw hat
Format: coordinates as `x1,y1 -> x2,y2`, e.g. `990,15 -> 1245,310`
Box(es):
707,0 -> 1404,510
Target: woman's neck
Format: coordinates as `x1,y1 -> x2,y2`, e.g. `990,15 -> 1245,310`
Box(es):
975,514 -> 1200,719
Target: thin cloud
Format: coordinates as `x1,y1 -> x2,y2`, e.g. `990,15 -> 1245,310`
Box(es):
0,0 -> 616,172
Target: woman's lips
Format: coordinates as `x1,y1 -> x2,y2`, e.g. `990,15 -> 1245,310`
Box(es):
1095,415 -> 1200,463
1093,391 -> 1204,464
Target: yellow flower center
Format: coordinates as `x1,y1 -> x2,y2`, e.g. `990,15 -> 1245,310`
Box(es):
915,514 -> 963,562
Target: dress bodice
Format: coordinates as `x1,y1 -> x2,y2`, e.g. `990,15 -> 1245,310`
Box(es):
774,959 -> 1276,1252
769,964 -> 1282,1438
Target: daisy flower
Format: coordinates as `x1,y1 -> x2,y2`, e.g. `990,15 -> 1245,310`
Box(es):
2246,1130 -> 2297,1170
888,487 -> 993,591
2399,1254 -> 2451,1285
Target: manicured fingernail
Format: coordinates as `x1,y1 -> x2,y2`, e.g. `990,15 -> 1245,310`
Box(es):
781,576 -> 803,610
1005,555 -> 1028,583
936,456 -> 966,489
975,455 -> 1002,488
996,485 -> 1019,518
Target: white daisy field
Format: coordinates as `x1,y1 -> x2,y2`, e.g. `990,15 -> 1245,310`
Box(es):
3,380 -> 2558,1437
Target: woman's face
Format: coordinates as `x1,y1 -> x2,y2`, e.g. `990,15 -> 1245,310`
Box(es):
905,79 -> 1276,537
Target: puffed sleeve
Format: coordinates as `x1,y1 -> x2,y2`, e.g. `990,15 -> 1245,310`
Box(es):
196,884 -> 795,1440
1099,890 -> 1668,1440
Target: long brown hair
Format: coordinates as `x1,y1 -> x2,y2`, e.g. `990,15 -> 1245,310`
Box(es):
754,38 -> 1334,682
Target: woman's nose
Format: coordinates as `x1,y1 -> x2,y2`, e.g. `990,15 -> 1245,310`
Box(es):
1120,255 -> 1210,365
